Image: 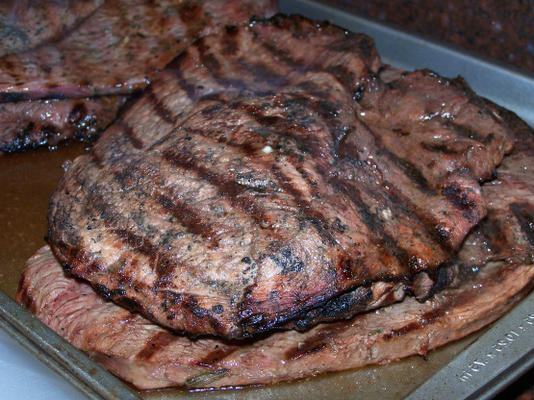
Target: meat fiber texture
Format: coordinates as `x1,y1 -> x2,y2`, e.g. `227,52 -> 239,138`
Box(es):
18,137 -> 534,388
18,97 -> 534,390
17,14 -> 534,391
47,15 -> 517,340
0,0 -> 278,152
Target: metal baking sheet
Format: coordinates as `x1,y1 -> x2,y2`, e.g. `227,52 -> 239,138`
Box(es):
0,1 -> 533,399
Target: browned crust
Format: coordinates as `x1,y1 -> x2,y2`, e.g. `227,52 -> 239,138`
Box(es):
17,246 -> 534,389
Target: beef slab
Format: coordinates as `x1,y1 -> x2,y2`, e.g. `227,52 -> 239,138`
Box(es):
0,95 -> 128,152
0,0 -> 277,152
19,100 -> 534,389
47,16 -> 514,339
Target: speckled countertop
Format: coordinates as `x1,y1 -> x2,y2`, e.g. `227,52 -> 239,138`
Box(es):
325,0 -> 534,73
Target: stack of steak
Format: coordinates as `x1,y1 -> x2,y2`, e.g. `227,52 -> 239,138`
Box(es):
16,14 -> 534,390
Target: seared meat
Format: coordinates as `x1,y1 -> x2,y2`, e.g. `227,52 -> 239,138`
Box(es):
0,96 -> 128,152
19,100 -> 534,389
0,0 -> 277,152
47,16 -> 515,339
17,243 -> 533,390
0,0 -> 278,101
0,0 -> 103,57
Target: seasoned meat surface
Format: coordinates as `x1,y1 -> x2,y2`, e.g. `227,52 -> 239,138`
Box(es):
0,0 -> 277,152
20,101 -> 534,389
0,0 -> 103,57
0,0 -> 278,101
17,243 -> 533,390
48,16 -> 515,339
0,96 -> 128,153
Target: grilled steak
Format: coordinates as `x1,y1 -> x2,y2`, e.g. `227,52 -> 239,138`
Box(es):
18,190 -> 534,390
19,100 -> 534,389
0,0 -> 103,57
47,15 -> 515,339
0,96 -> 128,152
0,0 -> 277,152
0,0 -> 278,101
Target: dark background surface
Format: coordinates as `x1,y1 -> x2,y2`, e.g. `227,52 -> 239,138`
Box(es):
325,0 -> 534,74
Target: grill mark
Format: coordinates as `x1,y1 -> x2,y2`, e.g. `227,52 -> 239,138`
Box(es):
195,346 -> 239,368
331,176 -> 414,272
235,94 -> 446,265
221,25 -> 239,55
257,39 -> 310,73
442,185 -> 476,212
237,57 -> 289,87
118,120 -> 144,149
443,120 -> 486,143
167,55 -> 197,100
86,190 -> 178,281
285,320 -> 351,361
510,202 -> 534,246
178,1 -> 205,41
113,228 -> 155,256
136,331 -> 176,360
358,120 -> 434,194
156,194 -> 219,248
196,38 -> 247,91
248,111 -> 316,155
180,293 -> 225,335
162,147 -> 274,232
146,86 -> 177,124
271,165 -> 336,245
7,1 -> 104,56
357,170 -> 454,252
258,36 -> 360,90
420,142 -> 463,154
354,122 -> 480,233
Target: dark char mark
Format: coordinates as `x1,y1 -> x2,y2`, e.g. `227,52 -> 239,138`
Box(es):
162,147 -> 273,232
359,118 -> 434,194
196,38 -> 247,91
156,194 -> 220,248
195,345 -> 239,368
162,291 -> 225,335
166,54 -> 197,100
443,120 -> 486,143
118,119 -> 144,149
136,331 -> 177,361
442,185 -> 476,211
271,165 -> 336,245
222,25 -> 239,56
510,202 -> 534,246
269,246 -> 304,275
0,92 -> 29,102
146,85 -> 177,124
420,142 -> 463,154
237,57 -> 289,87
331,176 -> 414,273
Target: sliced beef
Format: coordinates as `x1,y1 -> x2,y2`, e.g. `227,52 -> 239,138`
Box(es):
19,103 -> 534,389
16,245 -> 533,390
47,15 -> 515,339
0,96 -> 128,153
0,0 -> 278,101
0,0 -> 277,152
0,0 -> 103,57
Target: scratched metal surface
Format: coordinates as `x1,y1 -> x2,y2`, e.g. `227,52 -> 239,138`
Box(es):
406,293 -> 534,400
0,1 -> 533,399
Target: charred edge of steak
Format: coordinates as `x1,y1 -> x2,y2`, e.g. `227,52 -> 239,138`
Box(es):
1,96 -> 131,153
241,264 -> 460,334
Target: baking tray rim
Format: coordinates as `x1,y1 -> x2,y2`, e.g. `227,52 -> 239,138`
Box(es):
1,0 -> 534,398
